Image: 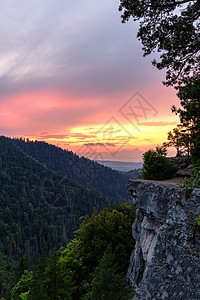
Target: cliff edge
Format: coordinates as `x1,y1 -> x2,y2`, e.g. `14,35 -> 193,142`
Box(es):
127,179 -> 200,300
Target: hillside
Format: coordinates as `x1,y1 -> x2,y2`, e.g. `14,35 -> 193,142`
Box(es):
12,138 -> 132,201
0,136 -> 108,262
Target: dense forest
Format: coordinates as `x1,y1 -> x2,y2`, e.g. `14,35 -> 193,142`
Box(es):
10,203 -> 135,300
0,136 -> 110,258
0,136 -> 114,297
11,138 -> 137,202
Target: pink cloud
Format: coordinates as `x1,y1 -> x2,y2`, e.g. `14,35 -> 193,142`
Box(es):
0,90 -> 102,133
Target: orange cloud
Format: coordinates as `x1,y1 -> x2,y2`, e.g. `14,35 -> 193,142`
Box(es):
0,86 -> 180,161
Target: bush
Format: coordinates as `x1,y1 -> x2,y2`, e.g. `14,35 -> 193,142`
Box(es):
142,146 -> 176,180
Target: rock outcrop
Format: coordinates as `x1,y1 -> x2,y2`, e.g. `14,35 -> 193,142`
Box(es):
127,179 -> 200,300
168,156 -> 194,177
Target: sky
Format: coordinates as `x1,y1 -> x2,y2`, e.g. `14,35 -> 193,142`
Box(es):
0,0 -> 180,162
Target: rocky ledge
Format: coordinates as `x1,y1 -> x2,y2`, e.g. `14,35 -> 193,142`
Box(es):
127,179 -> 200,300
168,156 -> 194,177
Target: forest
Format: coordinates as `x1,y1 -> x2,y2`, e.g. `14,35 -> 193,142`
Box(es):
10,203 -> 135,300
0,136 -> 117,298
11,138 -> 136,202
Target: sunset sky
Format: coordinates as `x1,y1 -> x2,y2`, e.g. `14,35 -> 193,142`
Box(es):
0,0 -> 180,162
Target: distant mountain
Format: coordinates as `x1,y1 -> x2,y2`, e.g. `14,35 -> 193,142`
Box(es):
12,138 -> 134,201
97,160 -> 143,172
0,136 -> 108,262
82,148 -> 143,162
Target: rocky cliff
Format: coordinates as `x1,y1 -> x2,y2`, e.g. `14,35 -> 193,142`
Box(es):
127,179 -> 200,300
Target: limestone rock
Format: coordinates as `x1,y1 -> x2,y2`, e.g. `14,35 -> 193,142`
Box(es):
127,179 -> 200,300
176,164 -> 194,177
168,157 -> 194,177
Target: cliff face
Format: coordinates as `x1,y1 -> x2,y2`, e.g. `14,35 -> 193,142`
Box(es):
127,179 -> 200,300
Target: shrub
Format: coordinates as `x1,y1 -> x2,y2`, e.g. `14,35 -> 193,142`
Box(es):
142,146 -> 176,180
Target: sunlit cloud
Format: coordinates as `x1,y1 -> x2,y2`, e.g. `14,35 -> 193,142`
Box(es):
0,0 -> 181,161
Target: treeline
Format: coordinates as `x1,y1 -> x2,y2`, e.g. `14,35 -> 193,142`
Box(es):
11,138 -> 133,201
10,203 -> 135,300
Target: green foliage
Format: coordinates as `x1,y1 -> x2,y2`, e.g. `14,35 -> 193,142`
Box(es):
25,203 -> 135,299
19,291 -> 29,300
142,146 -> 176,180
119,0 -> 200,88
194,218 -> 200,226
11,271 -> 32,300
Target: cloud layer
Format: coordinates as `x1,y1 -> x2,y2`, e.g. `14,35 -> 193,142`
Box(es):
0,0 -> 173,99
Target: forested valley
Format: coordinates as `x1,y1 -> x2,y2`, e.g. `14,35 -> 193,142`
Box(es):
0,136 -> 135,299
12,138 -> 136,202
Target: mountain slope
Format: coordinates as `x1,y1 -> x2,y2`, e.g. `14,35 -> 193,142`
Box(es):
0,136 -> 108,262
12,138 -> 131,201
